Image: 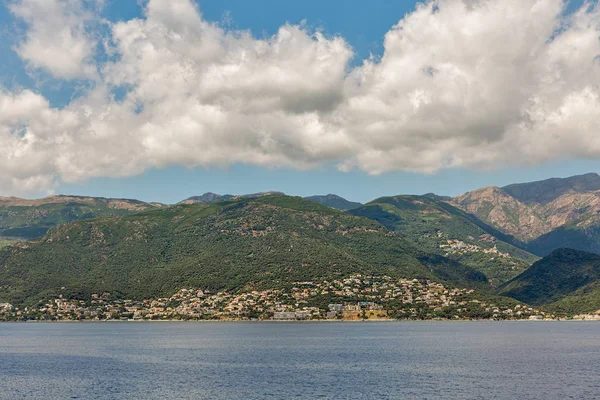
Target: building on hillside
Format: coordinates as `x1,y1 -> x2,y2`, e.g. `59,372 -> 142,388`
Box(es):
273,312 -> 296,320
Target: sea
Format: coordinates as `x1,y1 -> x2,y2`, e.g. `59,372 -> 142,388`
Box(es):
0,321 -> 599,399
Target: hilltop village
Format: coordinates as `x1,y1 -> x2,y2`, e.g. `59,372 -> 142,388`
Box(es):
0,275 -> 555,321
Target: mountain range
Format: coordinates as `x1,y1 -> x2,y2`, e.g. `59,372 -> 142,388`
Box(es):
2,173 -> 600,315
182,192 -> 362,211
349,195 -> 535,285
0,195 -> 487,306
0,195 -> 160,243
451,173 -> 600,256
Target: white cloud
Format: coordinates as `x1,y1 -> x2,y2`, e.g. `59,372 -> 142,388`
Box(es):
1,0 -> 600,195
338,0 -> 600,173
9,0 -> 99,79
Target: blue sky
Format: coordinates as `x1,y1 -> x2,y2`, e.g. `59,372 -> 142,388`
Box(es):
1,0 -> 599,203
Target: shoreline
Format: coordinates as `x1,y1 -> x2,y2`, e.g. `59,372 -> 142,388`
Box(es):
1,318 -> 596,323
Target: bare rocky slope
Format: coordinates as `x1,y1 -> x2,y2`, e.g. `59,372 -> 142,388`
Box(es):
450,173 -> 600,256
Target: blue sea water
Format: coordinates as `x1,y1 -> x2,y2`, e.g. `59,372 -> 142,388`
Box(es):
0,321 -> 599,399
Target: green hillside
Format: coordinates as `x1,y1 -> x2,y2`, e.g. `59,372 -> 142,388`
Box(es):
349,195 -> 536,285
0,196 -> 159,241
304,194 -> 362,211
0,238 -> 19,249
0,195 -> 488,306
499,248 -> 600,313
527,221 -> 600,256
544,281 -> 600,315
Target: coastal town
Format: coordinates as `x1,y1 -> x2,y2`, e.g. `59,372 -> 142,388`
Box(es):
0,275 -> 561,321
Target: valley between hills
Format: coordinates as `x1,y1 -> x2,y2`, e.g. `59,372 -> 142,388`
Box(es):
1,174 -> 600,321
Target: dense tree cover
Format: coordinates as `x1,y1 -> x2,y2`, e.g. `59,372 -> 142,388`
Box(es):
3,194 -> 597,314
0,238 -> 19,249
303,194 -> 363,211
0,195 -> 490,306
544,281 -> 600,315
349,195 -> 536,285
499,248 -> 600,313
527,223 -> 600,257
0,197 -> 157,240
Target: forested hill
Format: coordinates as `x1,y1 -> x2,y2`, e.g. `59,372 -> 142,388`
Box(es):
303,194 -> 363,211
0,195 -> 161,241
499,248 -> 600,314
0,195 -> 487,306
349,195 -> 536,285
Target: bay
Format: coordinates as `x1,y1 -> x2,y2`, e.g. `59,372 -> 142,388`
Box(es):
0,322 -> 599,399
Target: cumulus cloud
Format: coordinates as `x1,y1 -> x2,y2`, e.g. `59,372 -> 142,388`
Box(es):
339,0 -> 600,173
1,0 -> 600,195
9,0 -> 99,79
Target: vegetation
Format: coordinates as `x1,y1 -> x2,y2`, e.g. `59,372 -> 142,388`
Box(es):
0,238 -> 20,249
348,195 -> 536,285
499,248 -> 600,313
544,282 -> 600,315
2,190 -> 598,316
0,196 -> 158,240
303,194 -> 363,211
0,195 -> 489,307
451,173 -> 600,257
527,222 -> 600,256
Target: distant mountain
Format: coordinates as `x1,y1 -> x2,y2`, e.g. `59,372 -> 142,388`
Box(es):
422,193 -> 452,202
450,173 -> 600,256
349,195 -> 536,285
304,194 -> 362,211
0,195 -> 160,241
0,195 -> 488,307
526,223 -> 600,256
452,186 -> 547,241
180,193 -> 233,204
502,173 -> 600,204
181,192 -> 283,204
242,191 -> 285,199
499,248 -> 600,314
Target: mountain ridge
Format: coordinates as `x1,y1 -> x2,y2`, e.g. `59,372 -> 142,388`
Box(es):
0,195 -> 490,307
180,191 -> 284,204
3,174 -> 600,314
450,173 -> 600,256
0,195 -> 161,241
499,248 -> 600,314
349,195 -> 535,285
502,172 -> 600,204
303,194 -> 362,211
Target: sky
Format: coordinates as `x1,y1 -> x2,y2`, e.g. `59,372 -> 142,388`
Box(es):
1,0 -> 600,204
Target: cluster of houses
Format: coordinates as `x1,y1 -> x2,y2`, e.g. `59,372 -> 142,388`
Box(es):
0,274 -> 555,321
422,230 -> 511,258
571,313 -> 600,321
440,239 -> 511,258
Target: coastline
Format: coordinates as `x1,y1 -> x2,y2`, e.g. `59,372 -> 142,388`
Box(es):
2,317 -> 596,323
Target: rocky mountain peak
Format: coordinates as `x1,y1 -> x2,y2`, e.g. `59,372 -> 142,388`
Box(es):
450,173 -> 600,252
451,187 -> 547,242
183,192 -> 227,204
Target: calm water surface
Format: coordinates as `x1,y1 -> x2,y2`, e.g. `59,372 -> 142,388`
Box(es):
0,321 -> 599,399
